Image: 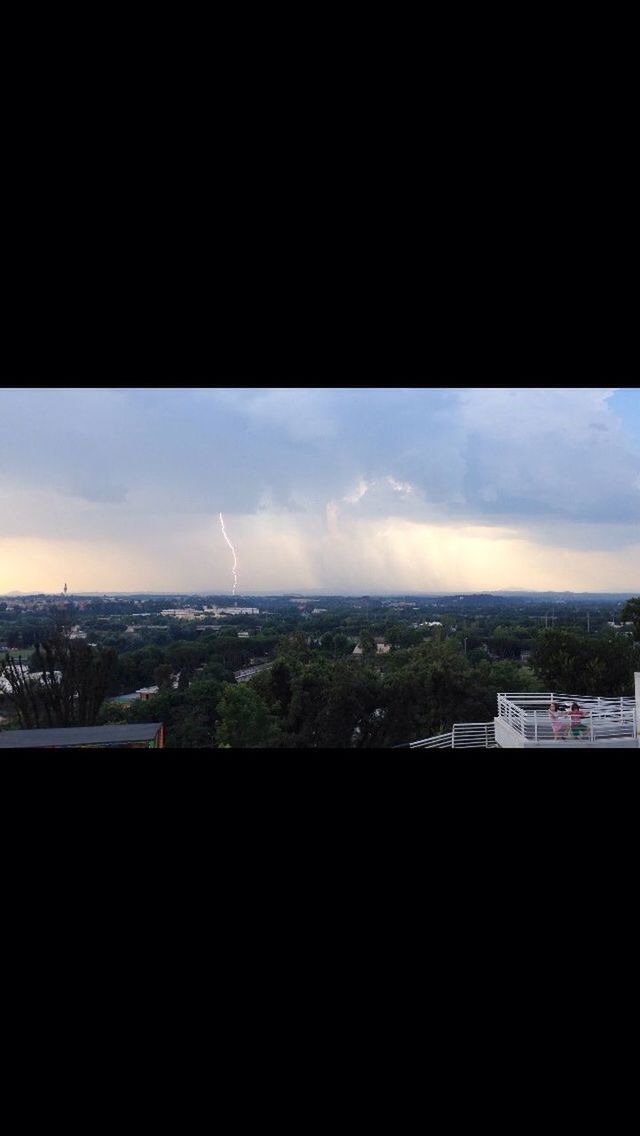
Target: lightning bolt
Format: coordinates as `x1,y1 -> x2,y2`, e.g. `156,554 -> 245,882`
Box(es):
219,512 -> 238,595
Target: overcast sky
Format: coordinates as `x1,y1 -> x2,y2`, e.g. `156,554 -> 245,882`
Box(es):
1,386 -> 638,594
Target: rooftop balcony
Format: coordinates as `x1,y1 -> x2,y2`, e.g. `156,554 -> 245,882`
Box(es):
495,693 -> 636,748
399,690 -> 638,749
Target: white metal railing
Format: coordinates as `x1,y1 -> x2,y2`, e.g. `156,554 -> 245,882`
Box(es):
453,722 -> 497,747
497,692 -> 636,743
407,722 -> 496,749
409,731 -> 453,748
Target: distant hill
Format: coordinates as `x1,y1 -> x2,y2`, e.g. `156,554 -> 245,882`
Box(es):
1,589 -> 636,602
493,590 -> 636,601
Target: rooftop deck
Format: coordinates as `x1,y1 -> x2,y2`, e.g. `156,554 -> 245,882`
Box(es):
398,691 -> 638,749
495,693 -> 636,747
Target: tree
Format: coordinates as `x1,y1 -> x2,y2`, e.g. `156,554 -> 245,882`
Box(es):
370,640 -> 495,747
487,626 -> 522,659
215,684 -> 280,748
2,636 -> 117,728
621,597 -> 640,639
125,688 -> 187,746
153,663 -> 174,690
260,658 -> 294,718
315,660 -> 381,748
319,632 -> 336,656
179,678 -> 226,746
383,623 -> 404,649
285,659 -> 332,745
200,659 -> 235,684
358,628 -> 376,661
530,629 -> 637,696
276,631 -> 313,666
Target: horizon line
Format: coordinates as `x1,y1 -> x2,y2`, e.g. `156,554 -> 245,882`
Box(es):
0,589 -> 636,599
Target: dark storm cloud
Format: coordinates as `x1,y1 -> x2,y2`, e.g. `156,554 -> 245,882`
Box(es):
1,387 -> 639,553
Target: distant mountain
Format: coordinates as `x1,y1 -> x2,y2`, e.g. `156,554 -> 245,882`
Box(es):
493,590 -> 635,600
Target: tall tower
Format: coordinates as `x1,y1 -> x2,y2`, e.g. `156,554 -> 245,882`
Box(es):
63,582 -> 68,596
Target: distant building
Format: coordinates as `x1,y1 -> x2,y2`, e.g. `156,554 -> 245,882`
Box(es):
234,663 -> 272,683
106,691 -> 140,705
204,605 -> 259,616
352,638 -> 391,657
136,686 -> 159,701
68,625 -> 88,639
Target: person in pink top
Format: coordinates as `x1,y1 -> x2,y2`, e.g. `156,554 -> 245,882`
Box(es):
548,701 -> 570,740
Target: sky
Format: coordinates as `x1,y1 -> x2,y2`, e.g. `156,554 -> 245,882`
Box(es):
1,385 -> 639,595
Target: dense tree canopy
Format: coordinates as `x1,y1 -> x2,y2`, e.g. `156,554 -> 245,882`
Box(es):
215,685 -> 280,748
530,628 -> 638,696
2,636 -> 117,728
4,593 -> 637,748
621,597 -> 640,640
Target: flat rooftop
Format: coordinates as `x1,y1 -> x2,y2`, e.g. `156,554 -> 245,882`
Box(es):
0,723 -> 163,749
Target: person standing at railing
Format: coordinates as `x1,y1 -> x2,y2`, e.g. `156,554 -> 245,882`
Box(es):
569,702 -> 587,738
548,701 -> 570,740
559,704 -> 572,738
548,701 -> 561,739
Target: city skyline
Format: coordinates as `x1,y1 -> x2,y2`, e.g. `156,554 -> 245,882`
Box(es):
1,386 -> 638,594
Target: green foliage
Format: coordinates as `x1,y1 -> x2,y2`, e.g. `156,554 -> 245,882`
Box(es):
255,658 -> 294,718
621,597 -> 640,639
97,701 -> 131,725
215,684 -> 280,748
276,630 -> 313,665
2,636 -> 117,728
154,663 -> 174,689
7,595 -> 636,748
369,644 -> 491,747
114,678 -> 225,748
485,626 -> 523,659
530,629 -> 637,696
315,660 -> 380,748
358,628 -> 376,660
200,659 -> 235,684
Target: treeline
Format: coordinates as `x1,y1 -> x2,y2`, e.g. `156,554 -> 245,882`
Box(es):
97,639 -> 540,748
531,626 -> 639,696
243,642 -> 538,748
3,608 -> 640,748
106,632 -> 280,693
1,637 -> 117,729
100,668 -> 234,748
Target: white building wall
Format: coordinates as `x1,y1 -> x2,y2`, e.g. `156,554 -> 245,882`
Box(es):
494,718 -> 525,748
